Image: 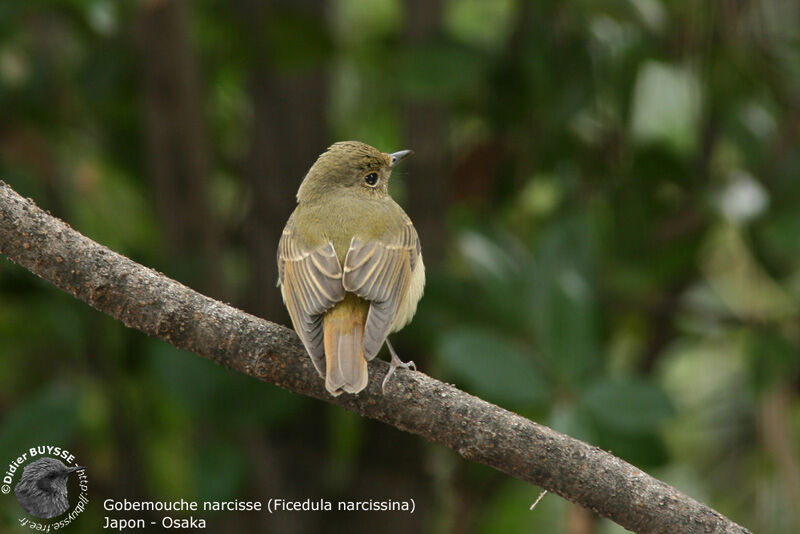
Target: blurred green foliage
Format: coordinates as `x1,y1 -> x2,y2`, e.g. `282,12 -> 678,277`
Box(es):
2,0 -> 800,532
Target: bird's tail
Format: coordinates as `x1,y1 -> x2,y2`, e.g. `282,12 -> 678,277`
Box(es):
323,298 -> 368,396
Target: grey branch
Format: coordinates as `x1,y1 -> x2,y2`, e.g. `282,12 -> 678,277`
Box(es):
0,181 -> 750,534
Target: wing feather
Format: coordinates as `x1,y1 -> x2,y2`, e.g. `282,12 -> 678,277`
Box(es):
342,218 -> 420,360
278,223 -> 345,376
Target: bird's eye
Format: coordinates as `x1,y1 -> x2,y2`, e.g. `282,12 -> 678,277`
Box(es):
364,172 -> 379,186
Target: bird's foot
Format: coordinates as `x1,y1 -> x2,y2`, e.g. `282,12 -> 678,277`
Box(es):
382,339 -> 416,393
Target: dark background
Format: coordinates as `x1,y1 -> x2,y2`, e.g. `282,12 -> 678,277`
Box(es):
1,0 -> 799,532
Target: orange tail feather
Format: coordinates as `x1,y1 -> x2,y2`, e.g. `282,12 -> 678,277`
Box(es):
323,301 -> 368,396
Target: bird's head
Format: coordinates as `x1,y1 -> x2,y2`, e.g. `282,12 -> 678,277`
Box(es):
22,458 -> 83,494
297,141 -> 413,203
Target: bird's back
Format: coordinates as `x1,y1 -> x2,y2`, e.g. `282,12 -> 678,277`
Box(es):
291,195 -> 411,262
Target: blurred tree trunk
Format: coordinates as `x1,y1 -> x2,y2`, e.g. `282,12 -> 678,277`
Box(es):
399,4 -> 453,533
233,4 -> 329,530
137,0 -> 220,293
238,0 -> 328,322
402,0 -> 448,263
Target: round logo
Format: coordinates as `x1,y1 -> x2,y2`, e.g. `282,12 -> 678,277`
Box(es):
2,445 -> 88,529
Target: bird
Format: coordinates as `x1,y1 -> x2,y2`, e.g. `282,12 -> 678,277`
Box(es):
277,141 -> 425,396
14,457 -> 84,519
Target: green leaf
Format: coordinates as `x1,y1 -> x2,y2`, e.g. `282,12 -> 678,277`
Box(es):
630,61 -> 702,156
438,328 -> 548,406
445,0 -> 517,51
333,0 -> 401,44
580,378 -> 674,434
531,220 -> 601,386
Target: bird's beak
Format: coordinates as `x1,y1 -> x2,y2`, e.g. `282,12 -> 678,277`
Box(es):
65,466 -> 84,474
388,149 -> 414,168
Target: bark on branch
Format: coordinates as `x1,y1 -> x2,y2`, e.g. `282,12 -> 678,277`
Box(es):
0,181 -> 750,534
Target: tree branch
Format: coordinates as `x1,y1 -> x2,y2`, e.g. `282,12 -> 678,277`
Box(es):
0,181 -> 750,534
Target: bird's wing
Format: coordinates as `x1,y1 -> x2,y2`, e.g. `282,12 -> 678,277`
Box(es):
278,222 -> 346,376
342,217 -> 420,360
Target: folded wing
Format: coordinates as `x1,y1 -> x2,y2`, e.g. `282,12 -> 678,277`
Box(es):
278,224 -> 346,376
342,219 -> 420,360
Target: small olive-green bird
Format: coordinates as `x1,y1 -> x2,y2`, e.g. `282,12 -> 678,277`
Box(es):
277,141 -> 425,396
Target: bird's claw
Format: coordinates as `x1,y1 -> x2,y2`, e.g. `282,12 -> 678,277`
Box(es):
382,359 -> 416,393
382,340 -> 416,393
